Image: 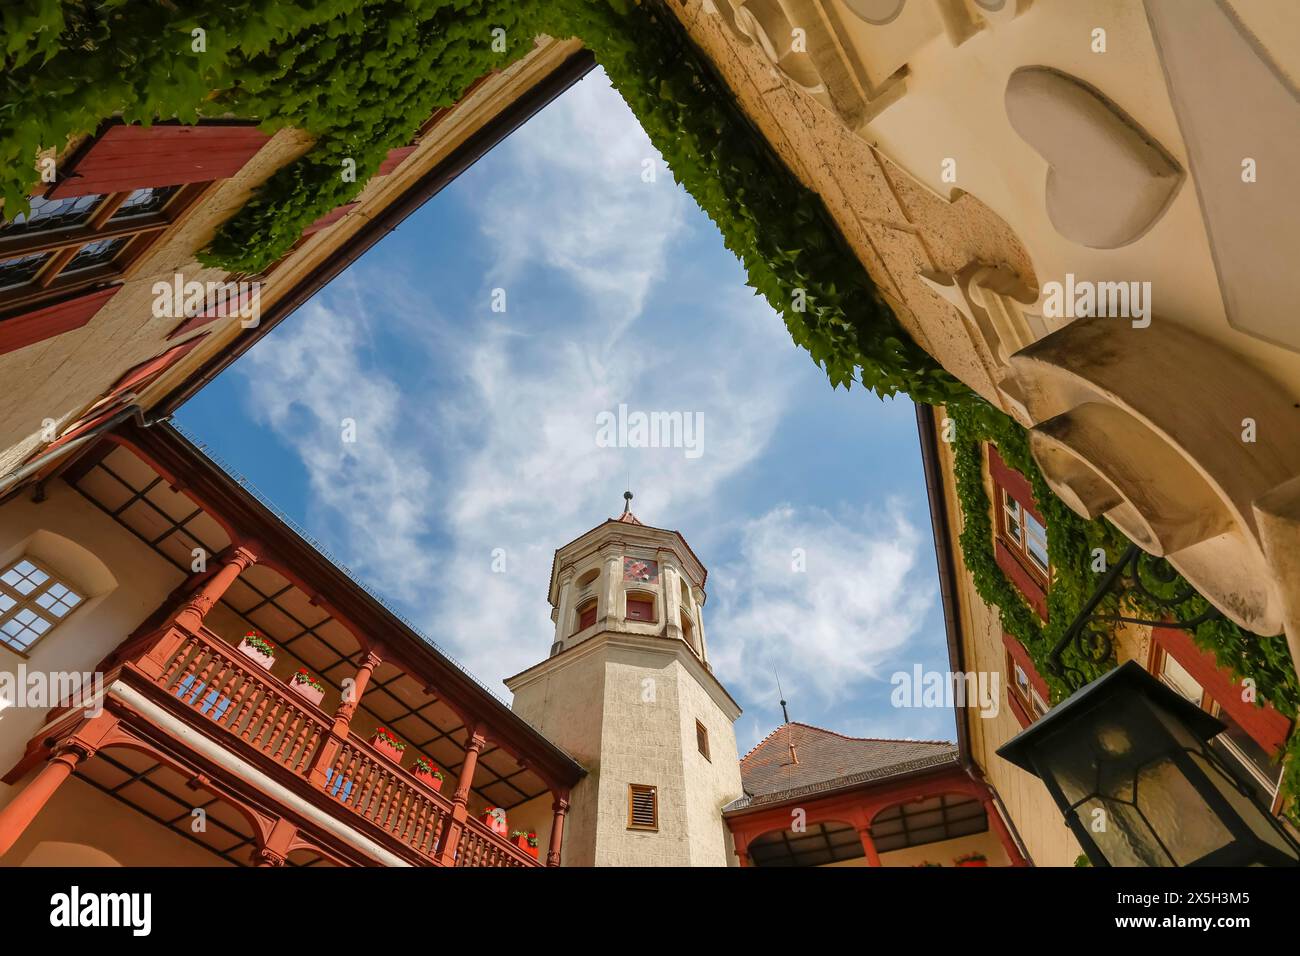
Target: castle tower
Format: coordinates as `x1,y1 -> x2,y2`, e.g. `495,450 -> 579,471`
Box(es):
505,495 -> 743,866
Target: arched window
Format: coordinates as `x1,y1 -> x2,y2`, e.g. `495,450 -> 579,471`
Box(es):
626,591 -> 656,623
680,611 -> 695,651
0,557 -> 84,654
575,568 -> 599,590
575,598 -> 597,634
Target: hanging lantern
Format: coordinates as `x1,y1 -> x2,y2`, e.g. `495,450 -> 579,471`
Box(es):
997,662 -> 1300,866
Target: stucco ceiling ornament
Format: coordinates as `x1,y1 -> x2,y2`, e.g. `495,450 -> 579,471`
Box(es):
1004,66 -> 1185,249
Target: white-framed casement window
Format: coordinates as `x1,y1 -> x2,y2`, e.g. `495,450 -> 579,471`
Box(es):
0,557 -> 84,654
1007,650 -> 1050,722
1001,488 -> 1049,578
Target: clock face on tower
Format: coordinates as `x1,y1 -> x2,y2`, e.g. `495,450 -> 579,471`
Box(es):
623,557 -> 658,584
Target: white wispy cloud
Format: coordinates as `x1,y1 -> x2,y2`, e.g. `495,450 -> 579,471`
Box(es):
707,502 -> 935,713
239,290 -> 440,601
474,70 -> 688,339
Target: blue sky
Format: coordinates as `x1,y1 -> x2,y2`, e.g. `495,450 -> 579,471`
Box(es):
176,69 -> 955,755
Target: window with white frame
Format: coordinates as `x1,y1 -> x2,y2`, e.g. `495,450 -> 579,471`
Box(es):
0,558 -> 84,654
1000,488 -> 1049,578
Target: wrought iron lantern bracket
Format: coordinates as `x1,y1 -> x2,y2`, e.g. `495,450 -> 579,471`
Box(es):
1048,543 -> 1221,691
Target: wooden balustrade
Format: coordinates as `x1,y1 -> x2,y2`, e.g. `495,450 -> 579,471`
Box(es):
142,625 -> 539,867
157,630 -> 326,775
455,817 -> 536,868
318,736 -> 449,861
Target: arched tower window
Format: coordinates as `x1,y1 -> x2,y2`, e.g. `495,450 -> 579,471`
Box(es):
575,568 -> 599,589
680,611 -> 695,652
626,591 -> 656,623
575,598 -> 597,634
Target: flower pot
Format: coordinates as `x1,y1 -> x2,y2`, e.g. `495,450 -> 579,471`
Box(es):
370,735 -> 404,764
290,680 -> 325,708
412,767 -> 443,792
480,809 -> 507,834
956,859 -> 987,868
237,638 -> 274,670
511,835 -> 539,859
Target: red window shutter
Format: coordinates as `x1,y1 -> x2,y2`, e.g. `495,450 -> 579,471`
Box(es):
109,333 -> 210,396
0,286 -> 119,356
302,202 -> 359,236
578,605 -> 597,631
995,538 -> 1048,620
1153,627 -> 1293,757
377,146 -> 417,176
627,598 -> 655,622
49,124 -> 270,198
166,286 -> 258,340
1002,632 -> 1052,701
988,444 -> 1044,523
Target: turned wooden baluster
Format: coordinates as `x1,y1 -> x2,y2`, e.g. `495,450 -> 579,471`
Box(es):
338,746 -> 364,804
242,684 -> 272,743
227,669 -> 260,737
295,724 -> 321,773
354,753 -> 381,816
213,659 -> 243,726
255,695 -> 284,751
188,650 -> 222,711
284,711 -> 312,766
411,799 -> 431,854
161,635 -> 197,686
274,709 -> 304,762
174,643 -> 207,701
374,769 -> 399,828
395,787 -> 415,838
264,693 -> 292,755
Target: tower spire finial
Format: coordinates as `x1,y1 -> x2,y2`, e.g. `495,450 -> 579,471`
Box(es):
772,663 -> 791,725
622,489 -> 633,515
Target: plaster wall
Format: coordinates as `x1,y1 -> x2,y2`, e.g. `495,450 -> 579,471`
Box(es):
0,479 -> 182,810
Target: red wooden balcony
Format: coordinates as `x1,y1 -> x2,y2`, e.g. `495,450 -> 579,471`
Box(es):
153,624 -> 539,866
4,621 -> 541,867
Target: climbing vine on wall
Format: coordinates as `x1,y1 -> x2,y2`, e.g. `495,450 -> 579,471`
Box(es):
948,400 -> 1300,823
3,0 -> 1297,817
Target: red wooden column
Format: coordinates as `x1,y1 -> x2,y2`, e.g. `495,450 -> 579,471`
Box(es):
333,650 -> 382,734
0,716 -> 118,859
733,831 -> 752,867
858,826 -> 883,866
984,796 -> 1029,866
546,792 -> 570,867
308,649 -> 383,789
139,545 -> 258,680
174,545 -> 259,632
437,725 -> 486,866
850,805 -> 883,866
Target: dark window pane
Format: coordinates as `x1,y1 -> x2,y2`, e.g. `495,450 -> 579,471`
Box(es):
109,186 -> 180,220
65,237 -> 127,271
0,251 -> 51,289
0,194 -> 102,236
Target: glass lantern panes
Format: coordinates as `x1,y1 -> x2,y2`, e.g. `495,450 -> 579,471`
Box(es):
0,558 -> 84,654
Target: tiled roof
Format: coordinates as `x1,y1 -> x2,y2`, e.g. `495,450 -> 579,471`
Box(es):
725,722 -> 959,812
616,510 -> 644,525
